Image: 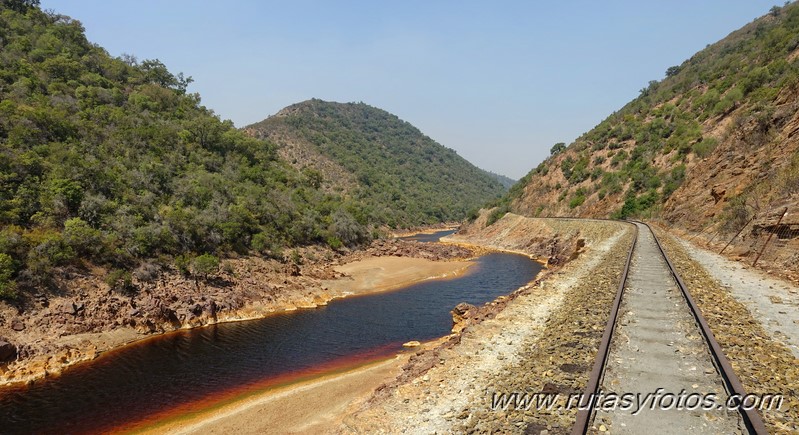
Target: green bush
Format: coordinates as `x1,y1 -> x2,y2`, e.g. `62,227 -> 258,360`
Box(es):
105,269 -> 133,293
174,254 -> 192,276
326,236 -> 343,250
569,190 -> 586,209
0,254 -> 17,300
692,137 -> 718,157
486,205 -> 509,227
550,142 -> 567,155
63,217 -> 103,257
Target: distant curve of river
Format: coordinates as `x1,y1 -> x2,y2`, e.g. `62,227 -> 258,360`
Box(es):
0,230 -> 541,434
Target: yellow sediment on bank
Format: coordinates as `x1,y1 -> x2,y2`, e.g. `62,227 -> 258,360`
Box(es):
323,256 -> 475,295
139,356 -> 406,435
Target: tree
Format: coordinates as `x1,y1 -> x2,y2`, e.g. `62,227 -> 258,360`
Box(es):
2,0 -> 40,12
191,254 -> 219,281
665,65 -> 681,77
550,142 -> 567,155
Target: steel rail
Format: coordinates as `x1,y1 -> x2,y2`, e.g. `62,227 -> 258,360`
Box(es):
570,221 -> 768,435
570,222 -> 638,435
647,222 -> 768,435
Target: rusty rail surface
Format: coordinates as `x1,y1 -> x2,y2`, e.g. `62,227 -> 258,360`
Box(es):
649,224 -> 768,435
571,222 -> 768,435
570,222 -> 638,434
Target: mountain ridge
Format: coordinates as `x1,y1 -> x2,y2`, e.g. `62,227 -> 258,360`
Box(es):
245,99 -> 507,228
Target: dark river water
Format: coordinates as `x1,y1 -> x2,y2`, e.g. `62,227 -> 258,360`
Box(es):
0,233 -> 540,434
398,228 -> 457,242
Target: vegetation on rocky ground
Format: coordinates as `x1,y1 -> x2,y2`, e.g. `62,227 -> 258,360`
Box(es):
490,2 -> 799,222
0,2 -> 501,299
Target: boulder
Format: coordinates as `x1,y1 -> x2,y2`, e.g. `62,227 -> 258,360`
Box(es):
60,302 -> 77,316
10,319 -> 24,331
0,341 -> 17,362
451,302 -> 476,333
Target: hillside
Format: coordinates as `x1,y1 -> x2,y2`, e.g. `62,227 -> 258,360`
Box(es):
0,5 -> 382,298
245,100 -> 507,228
494,3 -> 799,232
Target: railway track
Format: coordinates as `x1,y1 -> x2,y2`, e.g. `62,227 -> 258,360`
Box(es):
572,222 -> 768,434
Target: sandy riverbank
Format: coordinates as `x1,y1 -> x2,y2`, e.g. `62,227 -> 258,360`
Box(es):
322,256 -> 474,296
137,356 -> 406,435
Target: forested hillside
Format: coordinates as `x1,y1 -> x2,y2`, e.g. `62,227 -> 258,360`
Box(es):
492,3 -> 799,230
0,3 -> 376,298
246,100 -> 507,227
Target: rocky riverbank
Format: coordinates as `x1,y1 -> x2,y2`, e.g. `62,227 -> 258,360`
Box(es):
0,237 -> 475,387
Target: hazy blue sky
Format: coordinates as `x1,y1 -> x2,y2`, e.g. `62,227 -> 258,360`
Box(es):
41,1 -> 777,179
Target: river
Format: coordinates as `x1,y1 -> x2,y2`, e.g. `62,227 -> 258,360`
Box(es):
0,230 -> 540,433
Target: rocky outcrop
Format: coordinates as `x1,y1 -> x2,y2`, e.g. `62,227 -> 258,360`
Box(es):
355,239 -> 474,262
450,302 -> 476,333
446,213 -> 598,267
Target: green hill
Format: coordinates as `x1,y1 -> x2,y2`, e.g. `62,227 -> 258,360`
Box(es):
246,100 -> 507,227
0,4 -> 376,297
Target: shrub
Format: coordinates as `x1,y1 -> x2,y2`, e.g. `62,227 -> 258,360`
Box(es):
486,205 -> 509,227
63,217 -> 103,257
174,254 -> 192,275
132,262 -> 160,282
25,230 -> 74,277
550,142 -> 567,155
692,137 -> 718,157
720,195 -> 752,232
221,261 -> 236,276
289,250 -> 302,265
0,254 -> 17,300
326,236 -> 343,250
106,269 -> 133,293
569,190 -> 586,209
329,209 -> 368,247
611,150 -> 628,167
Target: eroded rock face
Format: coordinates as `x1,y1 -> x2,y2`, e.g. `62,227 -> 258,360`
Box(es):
711,185 -> 726,203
